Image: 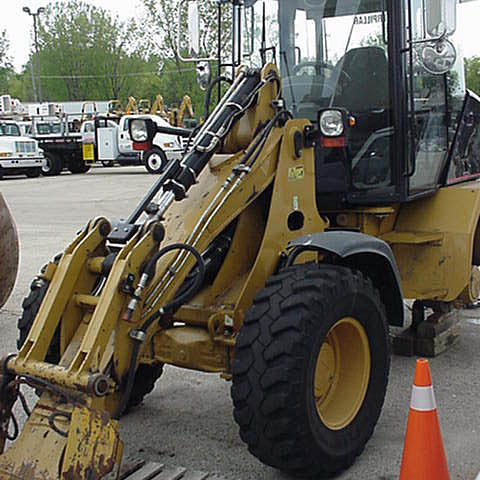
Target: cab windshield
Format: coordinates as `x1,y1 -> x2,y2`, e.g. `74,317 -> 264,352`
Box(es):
248,1 -> 388,115
0,123 -> 21,136
247,0 -> 392,193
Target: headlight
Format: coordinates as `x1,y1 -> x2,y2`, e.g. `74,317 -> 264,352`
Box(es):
0,152 -> 12,158
130,120 -> 149,142
163,142 -> 174,149
319,110 -> 344,137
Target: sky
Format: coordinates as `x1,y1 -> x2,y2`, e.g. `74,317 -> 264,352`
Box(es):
0,0 -> 479,73
0,0 -> 143,71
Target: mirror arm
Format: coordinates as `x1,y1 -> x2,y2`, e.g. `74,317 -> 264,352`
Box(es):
295,46 -> 301,64
409,30 -> 446,46
155,125 -> 193,138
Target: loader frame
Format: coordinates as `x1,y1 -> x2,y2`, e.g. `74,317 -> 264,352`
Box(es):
1,0 -> 480,478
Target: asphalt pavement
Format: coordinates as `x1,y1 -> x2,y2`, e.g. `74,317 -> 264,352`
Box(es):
0,166 -> 479,480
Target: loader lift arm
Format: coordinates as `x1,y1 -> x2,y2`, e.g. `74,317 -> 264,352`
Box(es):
0,64 -> 281,480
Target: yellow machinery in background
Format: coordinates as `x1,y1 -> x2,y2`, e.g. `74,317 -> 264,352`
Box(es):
108,99 -> 124,116
0,0 -> 479,479
150,94 -> 165,117
107,95 -> 194,127
125,96 -> 138,115
79,102 -> 98,125
169,95 -> 195,128
138,99 -> 152,114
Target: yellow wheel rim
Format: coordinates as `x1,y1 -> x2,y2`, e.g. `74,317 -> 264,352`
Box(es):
314,317 -> 371,430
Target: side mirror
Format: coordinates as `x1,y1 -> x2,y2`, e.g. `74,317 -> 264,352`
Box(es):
196,61 -> 211,91
177,0 -> 223,64
187,1 -> 200,57
129,118 -> 156,149
419,38 -> 457,75
425,0 -> 456,37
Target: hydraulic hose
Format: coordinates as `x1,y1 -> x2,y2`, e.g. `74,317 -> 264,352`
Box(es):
242,110 -> 291,169
114,243 -> 205,419
113,340 -> 141,419
183,124 -> 202,155
203,75 -> 234,121
143,243 -> 206,315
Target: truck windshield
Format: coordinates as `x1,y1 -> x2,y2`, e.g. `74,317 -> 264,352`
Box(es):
37,122 -> 62,135
0,123 -> 21,136
248,0 -> 392,193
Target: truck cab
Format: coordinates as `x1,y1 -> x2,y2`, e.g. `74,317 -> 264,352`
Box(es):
82,114 -> 185,173
31,118 -> 63,137
0,121 -> 44,179
127,114 -> 185,174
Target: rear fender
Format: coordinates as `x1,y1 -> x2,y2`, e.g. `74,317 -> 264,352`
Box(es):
288,231 -> 404,327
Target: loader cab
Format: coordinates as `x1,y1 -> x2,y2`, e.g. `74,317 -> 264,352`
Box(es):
244,0 -> 472,206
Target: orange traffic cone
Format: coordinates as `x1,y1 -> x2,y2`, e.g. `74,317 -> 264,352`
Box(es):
399,358 -> 450,480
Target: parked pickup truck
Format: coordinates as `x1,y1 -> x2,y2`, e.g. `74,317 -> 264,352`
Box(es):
0,120 -> 44,179
81,114 -> 185,174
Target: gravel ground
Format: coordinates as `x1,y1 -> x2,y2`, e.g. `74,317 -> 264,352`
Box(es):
0,166 -> 479,480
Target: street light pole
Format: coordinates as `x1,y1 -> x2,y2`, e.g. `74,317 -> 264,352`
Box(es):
32,13 -> 42,103
23,6 -> 45,103
28,55 -> 38,103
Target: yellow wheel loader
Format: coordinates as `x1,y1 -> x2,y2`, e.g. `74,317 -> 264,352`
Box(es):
1,0 -> 480,478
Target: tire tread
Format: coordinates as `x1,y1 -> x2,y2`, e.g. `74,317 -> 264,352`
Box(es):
231,263 -> 389,478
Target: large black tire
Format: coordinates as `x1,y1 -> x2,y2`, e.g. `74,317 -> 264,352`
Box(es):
125,363 -> 164,412
231,263 -> 390,478
17,276 -> 59,363
17,268 -> 163,410
144,148 -> 167,174
68,160 -> 91,174
41,152 -> 62,176
25,168 -> 41,178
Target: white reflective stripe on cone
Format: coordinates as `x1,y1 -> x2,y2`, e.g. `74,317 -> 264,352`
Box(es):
410,385 -> 437,411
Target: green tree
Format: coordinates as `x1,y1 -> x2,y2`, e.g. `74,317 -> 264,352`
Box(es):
156,59 -> 205,119
37,1 -> 156,101
141,0 -> 232,64
0,29 -> 13,92
465,56 -> 480,95
139,0 -> 235,118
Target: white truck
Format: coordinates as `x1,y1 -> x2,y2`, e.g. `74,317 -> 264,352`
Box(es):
27,115 -> 90,176
81,114 -> 186,174
0,120 -> 44,179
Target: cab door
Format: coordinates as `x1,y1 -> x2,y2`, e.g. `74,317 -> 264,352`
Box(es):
404,0 -> 460,196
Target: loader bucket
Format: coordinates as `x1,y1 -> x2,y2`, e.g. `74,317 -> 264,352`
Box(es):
0,391 -> 122,480
0,194 -> 18,309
